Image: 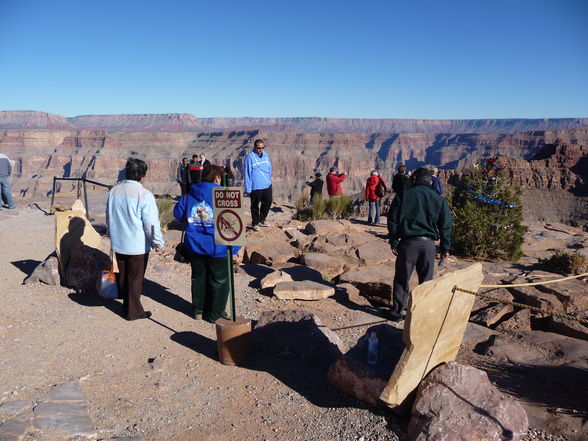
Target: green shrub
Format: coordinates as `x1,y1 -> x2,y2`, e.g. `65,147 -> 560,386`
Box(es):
448,166 -> 527,260
156,196 -> 176,232
540,250 -> 587,275
294,194 -> 351,221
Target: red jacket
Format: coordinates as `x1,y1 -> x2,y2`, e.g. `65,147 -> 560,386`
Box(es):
365,175 -> 387,201
326,172 -> 347,196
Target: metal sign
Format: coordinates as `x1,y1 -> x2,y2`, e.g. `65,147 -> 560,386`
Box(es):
213,187 -> 246,246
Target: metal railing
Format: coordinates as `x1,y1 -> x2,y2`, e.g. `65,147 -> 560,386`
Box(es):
49,177 -> 112,220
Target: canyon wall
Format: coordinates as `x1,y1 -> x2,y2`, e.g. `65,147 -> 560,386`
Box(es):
2,110 -> 588,134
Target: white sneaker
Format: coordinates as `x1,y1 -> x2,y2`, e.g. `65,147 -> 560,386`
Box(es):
252,225 -> 260,232
260,221 -> 269,227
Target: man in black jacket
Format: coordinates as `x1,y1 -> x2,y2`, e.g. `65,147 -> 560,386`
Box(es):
306,172 -> 324,205
392,165 -> 411,194
387,167 -> 452,321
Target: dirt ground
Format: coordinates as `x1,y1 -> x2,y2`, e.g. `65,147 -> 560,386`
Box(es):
1,200 -> 584,441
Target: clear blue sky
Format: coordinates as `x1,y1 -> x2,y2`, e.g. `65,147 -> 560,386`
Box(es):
1,0 -> 587,119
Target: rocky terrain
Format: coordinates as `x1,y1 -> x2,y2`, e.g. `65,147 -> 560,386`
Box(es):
1,194 -> 587,441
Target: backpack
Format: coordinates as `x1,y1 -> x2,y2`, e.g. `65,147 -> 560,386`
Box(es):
375,180 -> 387,198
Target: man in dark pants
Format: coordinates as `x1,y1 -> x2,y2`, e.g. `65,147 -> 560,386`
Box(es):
387,167 -> 452,321
244,139 -> 273,231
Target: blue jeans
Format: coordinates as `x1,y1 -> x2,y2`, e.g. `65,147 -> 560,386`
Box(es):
368,200 -> 380,224
0,176 -> 15,209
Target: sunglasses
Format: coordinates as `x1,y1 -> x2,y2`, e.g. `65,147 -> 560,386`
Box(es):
256,146 -> 265,149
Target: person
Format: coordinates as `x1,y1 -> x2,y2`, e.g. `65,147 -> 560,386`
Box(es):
365,170 -> 387,224
429,166 -> 444,195
173,164 -> 241,323
0,153 -> 16,209
244,139 -> 272,231
106,158 -> 165,321
176,157 -> 190,196
392,165 -> 411,194
189,154 -> 202,186
326,167 -> 347,196
387,167 -> 452,321
199,153 -> 211,168
306,172 -> 324,206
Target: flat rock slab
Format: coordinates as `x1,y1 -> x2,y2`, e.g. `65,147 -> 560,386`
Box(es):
273,280 -> 335,300
354,240 -> 394,265
380,263 -> 484,409
304,220 -> 351,235
409,362 -> 528,441
0,401 -> 29,417
45,381 -> 87,401
300,253 -> 347,277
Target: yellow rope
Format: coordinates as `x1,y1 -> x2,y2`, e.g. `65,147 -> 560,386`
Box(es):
479,271 -> 588,288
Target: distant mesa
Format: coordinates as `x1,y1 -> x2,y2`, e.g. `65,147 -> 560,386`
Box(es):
1,110 -> 588,134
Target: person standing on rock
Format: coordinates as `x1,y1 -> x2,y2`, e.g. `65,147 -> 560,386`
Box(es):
244,139 -> 272,232
387,167 -> 452,321
365,170 -> 387,224
176,157 -> 190,196
106,158 -> 165,321
392,165 -> 411,194
173,164 -> 241,322
326,167 -> 347,197
306,172 -> 324,206
0,153 -> 16,209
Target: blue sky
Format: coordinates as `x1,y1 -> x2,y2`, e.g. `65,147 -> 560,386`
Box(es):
1,0 -> 587,119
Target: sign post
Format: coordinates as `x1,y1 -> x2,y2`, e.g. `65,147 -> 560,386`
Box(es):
213,177 -> 246,321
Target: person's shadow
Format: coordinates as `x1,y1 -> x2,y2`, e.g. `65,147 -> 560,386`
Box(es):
59,216 -> 85,271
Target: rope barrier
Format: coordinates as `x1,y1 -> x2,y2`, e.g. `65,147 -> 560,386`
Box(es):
452,285 -> 588,325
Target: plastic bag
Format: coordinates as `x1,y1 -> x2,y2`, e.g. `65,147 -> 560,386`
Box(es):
97,270 -> 118,299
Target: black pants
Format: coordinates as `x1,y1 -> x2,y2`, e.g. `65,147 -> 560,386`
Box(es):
179,183 -> 189,196
190,253 -> 229,323
250,185 -> 272,226
115,252 -> 149,319
391,239 -> 435,315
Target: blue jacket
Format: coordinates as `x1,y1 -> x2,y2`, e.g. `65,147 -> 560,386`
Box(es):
431,176 -> 444,195
173,182 -> 241,258
106,180 -> 165,255
244,150 -> 272,193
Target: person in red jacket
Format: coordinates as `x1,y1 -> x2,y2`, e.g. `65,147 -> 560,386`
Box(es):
365,170 -> 387,224
326,167 -> 347,196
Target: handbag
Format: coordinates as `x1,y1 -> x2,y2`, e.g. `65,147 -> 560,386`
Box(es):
97,249 -> 119,299
174,196 -> 190,264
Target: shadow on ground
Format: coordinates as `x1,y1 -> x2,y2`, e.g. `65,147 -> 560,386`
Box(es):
11,259 -> 41,276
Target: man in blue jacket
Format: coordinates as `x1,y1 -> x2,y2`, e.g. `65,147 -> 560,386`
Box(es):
244,139 -> 272,231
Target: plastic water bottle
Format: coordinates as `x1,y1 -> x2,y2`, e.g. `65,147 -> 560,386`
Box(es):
367,332 -> 378,366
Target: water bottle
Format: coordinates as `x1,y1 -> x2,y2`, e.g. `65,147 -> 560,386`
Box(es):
367,332 -> 378,366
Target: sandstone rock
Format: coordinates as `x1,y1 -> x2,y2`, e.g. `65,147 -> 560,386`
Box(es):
354,240 -> 395,265
55,209 -> 101,273
280,264 -> 326,283
380,263 -> 483,409
304,220 -> 350,235
244,240 -> 296,266
408,362 -> 528,441
259,270 -> 293,290
23,252 -> 61,286
495,309 -> 532,332
0,400 -> 29,417
462,322 -> 499,346
470,303 -> 514,328
506,285 -> 563,313
0,412 -> 32,440
300,253 -> 347,278
339,264 -> 392,306
253,310 -> 344,368
327,357 -> 387,407
273,281 -> 335,300
547,315 -> 588,341
64,244 -> 110,295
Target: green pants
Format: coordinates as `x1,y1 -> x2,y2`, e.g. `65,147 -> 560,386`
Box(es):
189,253 -> 229,323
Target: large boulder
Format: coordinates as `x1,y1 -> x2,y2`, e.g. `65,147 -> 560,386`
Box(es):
243,239 -> 297,266
408,362 -> 528,441
300,252 -> 347,278
354,240 -> 395,265
304,220 -> 351,235
253,310 -> 344,368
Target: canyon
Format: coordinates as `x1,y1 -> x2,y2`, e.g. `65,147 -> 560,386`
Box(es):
0,111 -> 586,224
